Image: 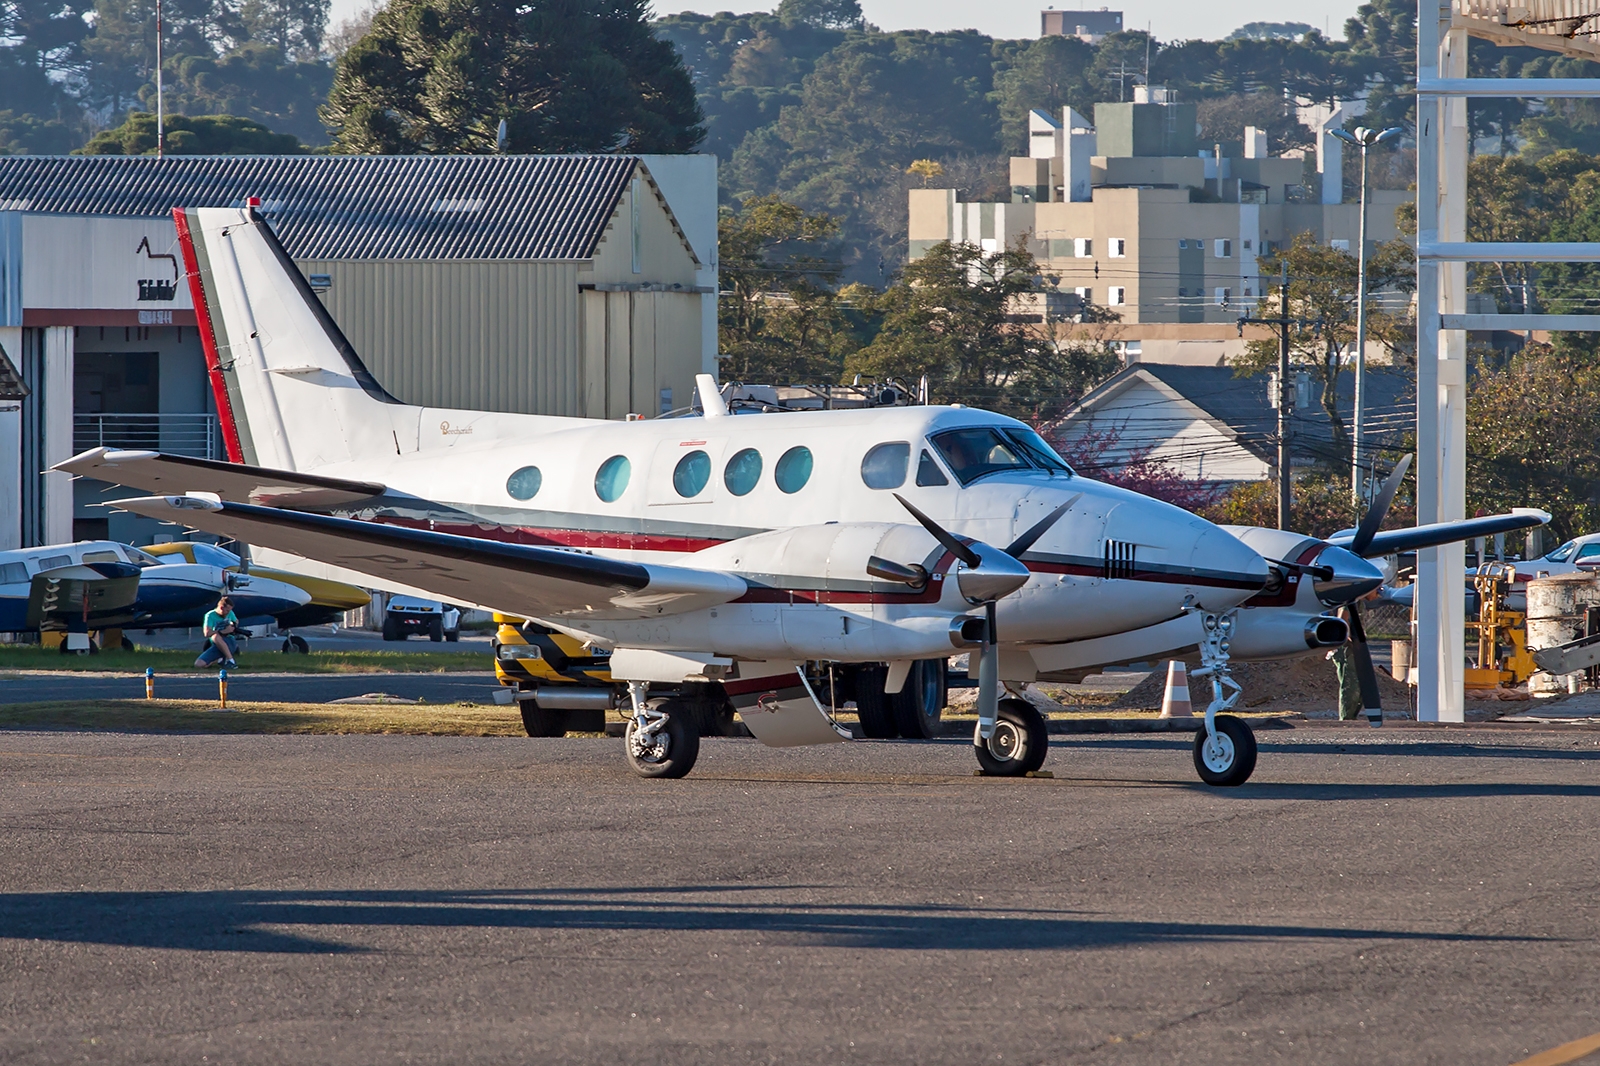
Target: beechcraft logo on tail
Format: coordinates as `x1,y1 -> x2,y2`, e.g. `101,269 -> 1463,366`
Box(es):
136,236 -> 179,302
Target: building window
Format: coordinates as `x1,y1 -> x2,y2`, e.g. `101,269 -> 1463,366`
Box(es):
1242,239 -> 1253,251
1179,287 -> 1188,297
1330,239 -> 1351,252
1074,286 -> 1092,304
1214,239 -> 1232,258
1178,239 -> 1188,249
1215,287 -> 1232,308
1109,238 -> 1126,258
1109,287 -> 1126,306
1074,237 -> 1092,257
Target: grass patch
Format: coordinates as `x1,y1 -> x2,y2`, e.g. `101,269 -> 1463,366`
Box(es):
0,645 -> 491,675
0,699 -> 527,735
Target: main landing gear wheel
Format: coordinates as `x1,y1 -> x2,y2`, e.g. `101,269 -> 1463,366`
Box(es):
891,659 -> 946,740
281,635 -> 309,654
1192,715 -> 1257,787
852,665 -> 899,739
973,697 -> 1049,777
624,705 -> 701,779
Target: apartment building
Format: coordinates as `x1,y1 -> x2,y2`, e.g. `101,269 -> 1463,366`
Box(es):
907,87 -> 1409,365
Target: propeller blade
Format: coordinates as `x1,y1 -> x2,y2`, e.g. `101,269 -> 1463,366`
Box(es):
1346,606 -> 1383,727
893,493 -> 981,569
1004,494 -> 1082,559
975,600 -> 1000,739
1348,453 -> 1412,557
866,555 -> 928,588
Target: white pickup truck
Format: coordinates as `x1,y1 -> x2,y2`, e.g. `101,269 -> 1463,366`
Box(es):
381,595 -> 461,642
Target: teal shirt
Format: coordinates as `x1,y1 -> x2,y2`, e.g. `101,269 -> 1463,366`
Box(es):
203,609 -> 238,635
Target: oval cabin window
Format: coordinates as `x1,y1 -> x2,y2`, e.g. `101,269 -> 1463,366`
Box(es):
506,466 -> 542,500
673,450 -> 712,498
594,455 -> 631,502
860,442 -> 910,489
774,446 -> 813,494
724,448 -> 762,496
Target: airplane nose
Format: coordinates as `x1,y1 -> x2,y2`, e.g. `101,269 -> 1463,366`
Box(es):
1192,526 -> 1271,602
1311,546 -> 1386,606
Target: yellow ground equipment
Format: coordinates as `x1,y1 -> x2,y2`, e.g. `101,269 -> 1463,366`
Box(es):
1464,562 -> 1538,689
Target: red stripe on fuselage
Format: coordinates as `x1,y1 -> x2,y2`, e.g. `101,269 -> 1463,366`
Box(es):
173,209 -> 244,464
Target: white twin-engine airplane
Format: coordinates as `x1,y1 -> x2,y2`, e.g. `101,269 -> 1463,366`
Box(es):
54,206 -> 1541,784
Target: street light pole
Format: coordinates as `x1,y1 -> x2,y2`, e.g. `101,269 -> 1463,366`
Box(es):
1332,125 -> 1403,509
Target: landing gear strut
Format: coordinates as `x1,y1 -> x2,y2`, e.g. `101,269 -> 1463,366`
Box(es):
622,681 -> 701,779
1190,609 -> 1256,786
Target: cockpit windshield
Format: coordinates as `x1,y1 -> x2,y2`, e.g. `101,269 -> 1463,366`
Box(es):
928,426 -> 1075,486
125,547 -> 166,568
190,542 -> 242,568
1546,541 -> 1577,562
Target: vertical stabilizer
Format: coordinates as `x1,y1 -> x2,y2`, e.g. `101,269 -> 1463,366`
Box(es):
175,206 -> 408,473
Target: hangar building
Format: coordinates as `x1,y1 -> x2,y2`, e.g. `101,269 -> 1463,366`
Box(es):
0,153 -> 717,549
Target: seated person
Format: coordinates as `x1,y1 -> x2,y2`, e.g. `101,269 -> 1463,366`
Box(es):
195,595 -> 241,668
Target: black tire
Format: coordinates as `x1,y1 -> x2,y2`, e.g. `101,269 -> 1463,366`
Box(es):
381,617 -> 403,641
520,701 -> 566,737
974,698 -> 1049,777
120,637 -> 135,652
289,635 -> 309,654
1192,715 -> 1257,787
891,659 -> 946,740
444,629 -> 460,643
624,703 -> 700,779
428,617 -> 444,642
852,665 -> 899,738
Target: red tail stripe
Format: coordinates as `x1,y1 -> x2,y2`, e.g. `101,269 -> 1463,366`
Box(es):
173,208 -> 243,464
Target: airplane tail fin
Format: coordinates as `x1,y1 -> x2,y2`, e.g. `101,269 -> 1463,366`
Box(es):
175,206 -> 408,473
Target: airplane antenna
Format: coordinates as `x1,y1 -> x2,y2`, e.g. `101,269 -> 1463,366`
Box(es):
695,373 -> 729,419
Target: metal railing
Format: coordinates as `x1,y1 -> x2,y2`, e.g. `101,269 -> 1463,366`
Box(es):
73,413 -> 222,460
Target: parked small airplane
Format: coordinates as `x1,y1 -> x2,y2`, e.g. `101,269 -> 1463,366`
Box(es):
62,205 -> 1295,782
0,539 -> 310,651
139,540 -> 371,652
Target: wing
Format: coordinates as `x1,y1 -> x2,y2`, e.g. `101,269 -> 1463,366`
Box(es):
56,448 -> 385,510
111,495 -> 745,620
1329,509 -> 1551,558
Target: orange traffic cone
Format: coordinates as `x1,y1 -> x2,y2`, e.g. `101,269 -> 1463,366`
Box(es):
1159,660 -> 1193,718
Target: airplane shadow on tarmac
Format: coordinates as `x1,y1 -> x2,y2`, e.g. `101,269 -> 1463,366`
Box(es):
0,888 -> 1550,955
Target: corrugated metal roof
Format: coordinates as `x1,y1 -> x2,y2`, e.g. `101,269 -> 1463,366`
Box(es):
0,155 -> 641,261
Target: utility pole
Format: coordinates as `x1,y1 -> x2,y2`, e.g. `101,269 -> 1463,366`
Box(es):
155,0 -> 164,158
1237,262 -> 1293,528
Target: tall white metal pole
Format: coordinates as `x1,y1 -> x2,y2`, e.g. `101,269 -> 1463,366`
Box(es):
155,0 -> 164,158
1351,138 -> 1370,505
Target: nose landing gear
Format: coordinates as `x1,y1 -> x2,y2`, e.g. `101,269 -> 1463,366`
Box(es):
1190,609 -> 1257,787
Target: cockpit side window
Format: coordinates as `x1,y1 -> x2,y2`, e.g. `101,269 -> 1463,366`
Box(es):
1002,428 -> 1073,476
915,449 -> 949,486
928,427 -> 1034,485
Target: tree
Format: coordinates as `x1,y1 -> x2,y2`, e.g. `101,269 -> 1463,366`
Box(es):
323,0 -> 704,155
776,0 -> 862,31
1231,233 -> 1415,466
1197,91 -> 1313,153
77,110 -> 306,153
989,33 -> 1094,154
1468,344 -> 1600,542
1049,423 -> 1222,512
846,239 -> 1116,418
717,194 -> 855,384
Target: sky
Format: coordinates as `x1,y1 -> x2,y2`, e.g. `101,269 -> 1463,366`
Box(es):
323,0 -> 1367,47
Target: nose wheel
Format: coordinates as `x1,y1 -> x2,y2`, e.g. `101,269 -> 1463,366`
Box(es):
1192,714 -> 1256,786
624,701 -> 701,779
973,697 -> 1049,776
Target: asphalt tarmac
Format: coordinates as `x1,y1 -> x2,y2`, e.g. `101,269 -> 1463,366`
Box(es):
0,670 -> 499,705
3,729 -> 1599,1065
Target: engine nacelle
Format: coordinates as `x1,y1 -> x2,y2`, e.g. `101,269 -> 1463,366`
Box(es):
1227,607 -> 1348,661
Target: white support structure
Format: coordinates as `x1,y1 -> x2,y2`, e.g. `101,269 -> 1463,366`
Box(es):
1414,0 -> 1600,723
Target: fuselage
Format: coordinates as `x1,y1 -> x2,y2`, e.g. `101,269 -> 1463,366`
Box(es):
277,403 -> 1269,650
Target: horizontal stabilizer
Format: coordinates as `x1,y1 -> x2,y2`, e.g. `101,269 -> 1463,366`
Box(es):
110,495 -> 747,621
1330,509 -> 1551,558
26,562 -> 143,628
55,448 -> 386,511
